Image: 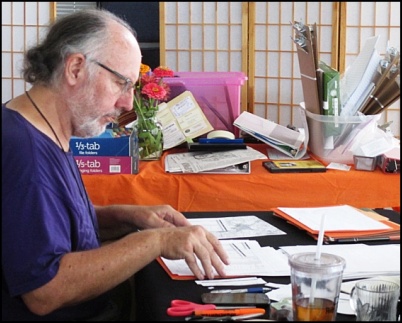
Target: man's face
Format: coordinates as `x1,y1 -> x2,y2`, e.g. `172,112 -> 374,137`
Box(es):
69,25 -> 141,138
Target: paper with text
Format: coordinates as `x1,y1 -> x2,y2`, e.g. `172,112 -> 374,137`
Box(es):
189,216 -> 286,239
157,91 -> 213,149
160,239 -> 270,277
166,146 -> 266,173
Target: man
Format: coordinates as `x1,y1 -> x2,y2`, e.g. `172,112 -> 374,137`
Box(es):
2,9 -> 229,321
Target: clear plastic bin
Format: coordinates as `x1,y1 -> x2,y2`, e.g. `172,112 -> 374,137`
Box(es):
304,106 -> 380,164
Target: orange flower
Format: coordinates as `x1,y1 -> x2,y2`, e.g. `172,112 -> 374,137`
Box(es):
140,63 -> 151,75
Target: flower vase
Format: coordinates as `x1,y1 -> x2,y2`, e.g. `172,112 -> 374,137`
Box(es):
134,110 -> 163,160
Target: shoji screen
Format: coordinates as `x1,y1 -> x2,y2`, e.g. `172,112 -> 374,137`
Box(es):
1,2 -> 52,102
249,2 -> 337,128
161,2 -> 400,137
160,2 -> 248,113
1,1 -> 96,103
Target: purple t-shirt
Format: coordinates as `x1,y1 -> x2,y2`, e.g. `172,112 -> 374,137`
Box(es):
2,106 -> 110,320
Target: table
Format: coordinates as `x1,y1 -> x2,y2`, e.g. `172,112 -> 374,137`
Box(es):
82,144 -> 400,211
134,209 -> 400,321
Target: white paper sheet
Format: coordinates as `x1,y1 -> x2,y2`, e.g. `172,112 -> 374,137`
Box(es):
277,205 -> 391,232
189,216 -> 286,239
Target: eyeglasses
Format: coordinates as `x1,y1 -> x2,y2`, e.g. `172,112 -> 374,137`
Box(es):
94,61 -> 134,94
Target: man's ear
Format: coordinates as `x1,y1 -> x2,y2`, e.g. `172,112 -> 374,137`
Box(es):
65,53 -> 87,85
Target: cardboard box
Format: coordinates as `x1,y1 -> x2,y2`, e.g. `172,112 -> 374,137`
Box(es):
70,128 -> 132,156
164,72 -> 247,136
74,156 -> 133,174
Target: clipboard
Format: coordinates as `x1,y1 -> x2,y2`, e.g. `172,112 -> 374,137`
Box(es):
292,21 -> 321,115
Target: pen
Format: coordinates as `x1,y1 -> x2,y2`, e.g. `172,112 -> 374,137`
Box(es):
194,308 -> 265,317
211,287 -> 271,294
185,312 -> 264,321
325,236 -> 400,243
198,138 -> 244,144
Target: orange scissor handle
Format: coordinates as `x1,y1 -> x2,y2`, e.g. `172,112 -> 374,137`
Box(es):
167,300 -> 216,317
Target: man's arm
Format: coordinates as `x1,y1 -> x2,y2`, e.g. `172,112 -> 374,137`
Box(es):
94,204 -> 191,241
21,225 -> 229,316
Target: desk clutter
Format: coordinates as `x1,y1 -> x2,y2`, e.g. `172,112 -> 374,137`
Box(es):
133,209 -> 400,321
69,52 -> 399,173
292,20 -> 400,165
157,207 -> 399,281
152,209 -> 399,321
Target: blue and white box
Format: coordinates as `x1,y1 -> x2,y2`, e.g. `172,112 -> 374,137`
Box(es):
70,128 -> 131,156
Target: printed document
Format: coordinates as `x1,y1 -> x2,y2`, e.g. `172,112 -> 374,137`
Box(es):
160,239 -> 271,277
157,91 -> 213,150
189,215 -> 286,239
165,146 -> 266,173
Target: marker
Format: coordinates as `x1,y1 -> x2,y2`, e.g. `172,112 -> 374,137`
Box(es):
210,287 -> 271,294
198,138 -> 244,144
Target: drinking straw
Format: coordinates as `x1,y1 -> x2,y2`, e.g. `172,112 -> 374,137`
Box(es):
309,214 -> 326,305
315,214 -> 326,260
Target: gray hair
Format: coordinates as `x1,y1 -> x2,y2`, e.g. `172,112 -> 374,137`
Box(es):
22,9 -> 136,86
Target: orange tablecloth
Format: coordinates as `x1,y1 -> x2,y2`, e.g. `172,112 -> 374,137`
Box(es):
82,145 -> 400,212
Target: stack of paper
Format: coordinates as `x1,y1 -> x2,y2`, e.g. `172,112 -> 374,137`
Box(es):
272,205 -> 400,243
280,244 -> 400,279
158,239 -> 271,280
156,214 -> 399,280
164,146 -> 266,174
158,242 -> 400,280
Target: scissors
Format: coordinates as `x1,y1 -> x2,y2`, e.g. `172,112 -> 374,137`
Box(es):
167,300 -> 240,317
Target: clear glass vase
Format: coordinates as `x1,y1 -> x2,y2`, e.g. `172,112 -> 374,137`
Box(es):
134,110 -> 163,161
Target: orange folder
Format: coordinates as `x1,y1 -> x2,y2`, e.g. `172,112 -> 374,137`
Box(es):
271,206 -> 400,241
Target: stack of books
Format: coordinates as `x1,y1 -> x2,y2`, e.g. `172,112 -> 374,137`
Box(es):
70,127 -> 133,175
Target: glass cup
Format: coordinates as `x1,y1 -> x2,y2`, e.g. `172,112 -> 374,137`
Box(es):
288,252 -> 346,321
350,279 -> 400,321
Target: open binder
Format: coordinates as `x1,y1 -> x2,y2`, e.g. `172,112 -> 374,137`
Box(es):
233,111 -> 307,159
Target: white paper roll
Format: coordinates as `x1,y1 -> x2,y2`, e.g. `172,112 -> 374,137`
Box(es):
207,130 -> 235,140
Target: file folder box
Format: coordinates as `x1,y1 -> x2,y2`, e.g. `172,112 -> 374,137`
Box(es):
74,156 -> 132,174
70,128 -> 132,156
164,72 -> 247,136
304,108 -> 379,164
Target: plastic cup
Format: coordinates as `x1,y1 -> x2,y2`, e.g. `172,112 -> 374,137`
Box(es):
288,252 -> 346,321
350,279 -> 400,321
